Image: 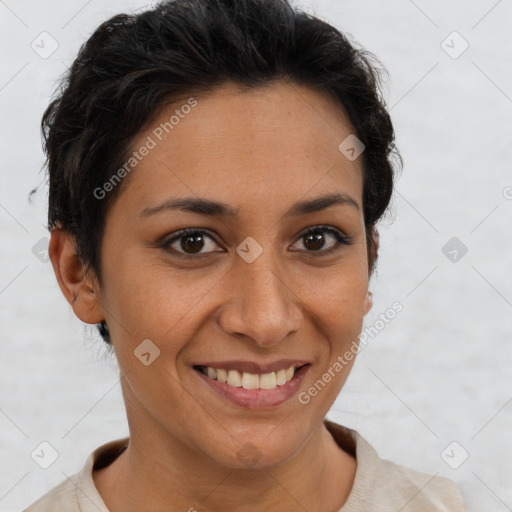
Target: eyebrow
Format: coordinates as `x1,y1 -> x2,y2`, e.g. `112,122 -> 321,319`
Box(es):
140,192 -> 359,219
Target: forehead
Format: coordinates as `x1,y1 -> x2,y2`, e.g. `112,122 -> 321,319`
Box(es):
116,80 -> 363,218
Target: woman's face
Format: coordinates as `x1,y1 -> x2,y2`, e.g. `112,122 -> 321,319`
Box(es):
94,80 -> 372,467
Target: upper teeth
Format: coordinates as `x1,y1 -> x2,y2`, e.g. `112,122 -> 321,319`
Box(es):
201,366 -> 296,390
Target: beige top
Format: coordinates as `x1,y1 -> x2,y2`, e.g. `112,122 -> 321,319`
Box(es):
24,420 -> 465,511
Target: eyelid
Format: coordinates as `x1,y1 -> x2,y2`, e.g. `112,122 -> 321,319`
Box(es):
296,224 -> 350,241
161,225 -> 352,258
291,225 -> 352,254
161,228 -> 222,258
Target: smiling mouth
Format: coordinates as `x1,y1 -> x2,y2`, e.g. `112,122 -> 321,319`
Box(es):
193,364 -> 309,390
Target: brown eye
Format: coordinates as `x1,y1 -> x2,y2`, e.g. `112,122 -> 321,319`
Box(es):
163,229 -> 221,257
181,233 -> 206,254
303,230 -> 326,251
291,226 -> 351,254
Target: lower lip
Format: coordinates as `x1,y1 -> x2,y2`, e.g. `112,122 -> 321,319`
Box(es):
194,365 -> 310,409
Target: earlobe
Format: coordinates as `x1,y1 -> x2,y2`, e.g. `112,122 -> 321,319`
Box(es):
48,227 -> 104,325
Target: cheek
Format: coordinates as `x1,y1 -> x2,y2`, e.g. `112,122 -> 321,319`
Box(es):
306,257 -> 369,326
301,252 -> 368,369
101,248 -> 212,338
101,232 -> 369,357
313,288 -> 367,363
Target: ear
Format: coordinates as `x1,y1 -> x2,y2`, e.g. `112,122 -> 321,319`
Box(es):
364,291 -> 373,315
48,227 -> 104,325
365,228 -> 378,316
367,227 -> 380,277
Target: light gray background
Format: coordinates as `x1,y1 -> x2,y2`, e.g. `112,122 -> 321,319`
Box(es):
1,0 -> 511,510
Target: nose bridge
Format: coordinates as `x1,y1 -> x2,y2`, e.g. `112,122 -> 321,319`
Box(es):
219,243 -> 302,346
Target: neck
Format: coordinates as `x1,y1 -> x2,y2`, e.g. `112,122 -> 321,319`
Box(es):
93,419 -> 356,512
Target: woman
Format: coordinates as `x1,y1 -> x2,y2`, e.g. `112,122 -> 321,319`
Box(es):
25,0 -> 466,510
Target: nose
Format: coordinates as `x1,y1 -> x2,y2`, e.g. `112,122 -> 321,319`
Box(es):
217,249 -> 303,348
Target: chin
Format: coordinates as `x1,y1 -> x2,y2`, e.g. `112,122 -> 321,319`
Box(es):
200,424 -> 310,471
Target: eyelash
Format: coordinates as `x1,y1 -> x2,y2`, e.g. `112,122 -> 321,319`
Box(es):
160,225 -> 352,260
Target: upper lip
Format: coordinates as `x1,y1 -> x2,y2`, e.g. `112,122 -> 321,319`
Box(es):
193,359 -> 311,374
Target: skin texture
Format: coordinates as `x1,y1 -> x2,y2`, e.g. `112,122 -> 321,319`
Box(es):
49,80 -> 375,512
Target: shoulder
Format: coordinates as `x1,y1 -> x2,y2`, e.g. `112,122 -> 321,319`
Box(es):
324,420 -> 466,512
365,442 -> 466,512
23,438 -> 129,512
23,473 -> 80,512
